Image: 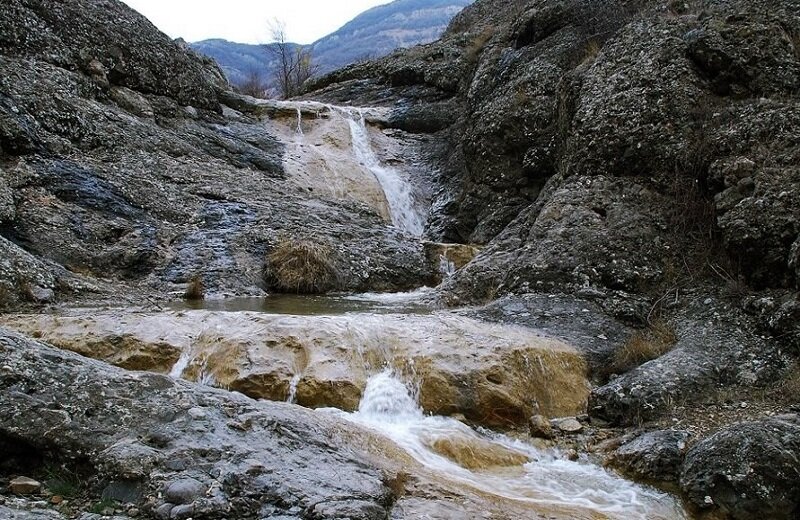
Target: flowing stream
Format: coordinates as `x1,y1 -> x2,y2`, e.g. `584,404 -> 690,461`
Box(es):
337,370 -> 688,520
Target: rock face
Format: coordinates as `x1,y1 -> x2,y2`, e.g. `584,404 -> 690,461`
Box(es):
0,309 -> 590,428
0,0 -> 441,306
0,328 -> 398,519
305,0 -> 799,318
680,415 -> 800,520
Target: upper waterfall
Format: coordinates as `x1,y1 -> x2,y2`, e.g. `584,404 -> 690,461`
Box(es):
263,99 -> 428,236
342,110 -> 426,236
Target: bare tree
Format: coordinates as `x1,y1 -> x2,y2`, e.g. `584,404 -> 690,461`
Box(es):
267,19 -> 318,99
236,69 -> 270,98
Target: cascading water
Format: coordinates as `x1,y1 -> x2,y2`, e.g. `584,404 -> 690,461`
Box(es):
169,351 -> 191,378
343,110 -> 425,236
295,107 -> 304,137
343,370 -> 688,520
438,254 -> 457,278
286,373 -> 301,404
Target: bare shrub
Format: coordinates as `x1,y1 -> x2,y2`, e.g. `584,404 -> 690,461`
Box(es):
184,274 -> 205,301
265,238 -> 340,294
236,70 -> 270,99
267,19 -> 319,99
17,279 -> 37,302
464,27 -> 496,63
604,321 -> 678,377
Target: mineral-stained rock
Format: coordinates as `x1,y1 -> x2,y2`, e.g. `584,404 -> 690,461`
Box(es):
610,430 -> 691,483
0,310 -> 591,429
0,328 -> 629,519
680,415 -> 800,520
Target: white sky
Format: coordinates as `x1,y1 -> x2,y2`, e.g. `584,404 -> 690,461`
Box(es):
120,0 -> 393,44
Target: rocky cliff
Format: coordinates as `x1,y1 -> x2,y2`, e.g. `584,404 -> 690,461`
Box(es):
0,0 -> 440,310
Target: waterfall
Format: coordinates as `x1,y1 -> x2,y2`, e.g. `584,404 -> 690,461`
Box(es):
439,254 -> 457,278
169,351 -> 191,378
286,373 -> 301,404
343,111 -> 425,236
295,107 -> 304,137
357,370 -> 422,421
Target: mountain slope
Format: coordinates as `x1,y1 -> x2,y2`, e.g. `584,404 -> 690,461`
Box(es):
311,0 -> 474,72
191,0 -> 473,87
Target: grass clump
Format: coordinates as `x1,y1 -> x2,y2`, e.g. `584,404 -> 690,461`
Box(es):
184,274 -> 205,301
605,321 -> 678,378
465,27 -> 495,63
88,498 -> 117,514
265,237 -> 340,294
43,464 -> 83,498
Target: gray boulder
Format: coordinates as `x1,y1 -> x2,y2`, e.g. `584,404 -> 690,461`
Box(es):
610,430 -> 691,483
680,414 -> 800,520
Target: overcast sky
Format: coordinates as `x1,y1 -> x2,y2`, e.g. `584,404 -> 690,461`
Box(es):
120,0 -> 393,44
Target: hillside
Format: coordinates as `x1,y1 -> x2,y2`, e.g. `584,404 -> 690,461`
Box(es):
191,0 -> 473,87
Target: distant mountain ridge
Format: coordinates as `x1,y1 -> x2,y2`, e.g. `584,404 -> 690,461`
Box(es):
191,0 -> 473,88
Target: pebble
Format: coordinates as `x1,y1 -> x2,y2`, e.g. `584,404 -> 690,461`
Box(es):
529,414 -> 554,439
9,476 -> 42,495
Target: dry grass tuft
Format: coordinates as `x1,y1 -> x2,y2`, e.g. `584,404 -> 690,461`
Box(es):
184,274 -> 205,301
265,238 -> 340,294
776,363 -> 800,400
17,279 -> 37,302
465,27 -> 495,64
605,321 -> 678,378
582,39 -> 603,64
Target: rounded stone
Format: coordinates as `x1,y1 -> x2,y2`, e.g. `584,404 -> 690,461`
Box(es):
164,478 -> 205,505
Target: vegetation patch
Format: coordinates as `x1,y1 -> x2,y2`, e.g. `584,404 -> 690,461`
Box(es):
184,274 -> 205,301
604,321 -> 678,378
265,237 -> 341,294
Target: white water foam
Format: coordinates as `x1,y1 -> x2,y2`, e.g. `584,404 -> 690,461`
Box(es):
169,351 -> 191,378
295,107 -> 304,137
286,373 -> 301,404
342,370 -> 688,520
340,287 -> 434,303
439,254 -> 457,278
341,110 -> 425,236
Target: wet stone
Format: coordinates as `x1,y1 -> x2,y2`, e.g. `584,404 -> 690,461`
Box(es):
164,478 -> 205,505
529,414 -> 554,439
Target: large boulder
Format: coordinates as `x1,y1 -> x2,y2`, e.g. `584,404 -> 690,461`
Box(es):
680,415 -> 800,520
610,430 -> 692,483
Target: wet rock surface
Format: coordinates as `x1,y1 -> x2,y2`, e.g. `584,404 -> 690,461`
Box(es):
1,0 -> 799,517
610,430 -> 691,484
0,328 -> 653,520
0,309 -> 590,428
0,0 -> 439,304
